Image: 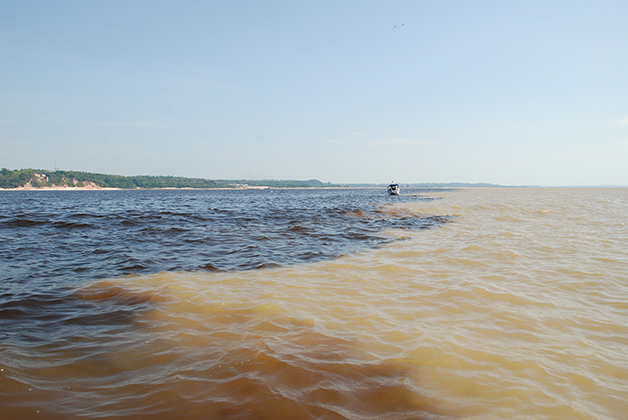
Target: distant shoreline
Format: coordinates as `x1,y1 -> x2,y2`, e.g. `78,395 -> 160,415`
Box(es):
4,186 -> 625,192
14,168 -> 603,189
0,186 -> 375,191
0,185 -> 458,191
0,185 -> 357,191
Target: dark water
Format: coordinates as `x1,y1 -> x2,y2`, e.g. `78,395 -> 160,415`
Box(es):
1,188 -> 445,288
0,188 -> 447,335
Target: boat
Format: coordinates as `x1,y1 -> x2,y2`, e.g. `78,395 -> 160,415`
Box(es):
387,183 -> 400,195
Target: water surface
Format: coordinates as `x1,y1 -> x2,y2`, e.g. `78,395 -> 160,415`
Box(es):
1,188 -> 626,419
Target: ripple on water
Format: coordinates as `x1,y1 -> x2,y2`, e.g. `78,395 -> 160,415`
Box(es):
0,275 -> 451,420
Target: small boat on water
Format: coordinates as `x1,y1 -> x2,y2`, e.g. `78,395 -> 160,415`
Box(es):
387,183 -> 400,195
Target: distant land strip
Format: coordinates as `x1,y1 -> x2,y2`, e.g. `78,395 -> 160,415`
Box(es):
0,168 -> 339,189
0,168 -> 508,190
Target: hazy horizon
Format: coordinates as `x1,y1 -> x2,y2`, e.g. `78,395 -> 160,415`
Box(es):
2,167 -> 627,188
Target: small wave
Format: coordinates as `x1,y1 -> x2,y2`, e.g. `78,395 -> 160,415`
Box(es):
2,218 -> 48,227
253,262 -> 282,270
52,221 -> 94,229
345,209 -> 372,218
91,248 -> 114,255
122,263 -> 150,272
288,224 -> 310,233
120,219 -> 142,226
198,263 -> 226,272
0,286 -> 156,339
78,284 -> 165,307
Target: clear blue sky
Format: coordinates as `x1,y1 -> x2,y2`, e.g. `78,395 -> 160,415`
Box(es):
2,0 -> 627,186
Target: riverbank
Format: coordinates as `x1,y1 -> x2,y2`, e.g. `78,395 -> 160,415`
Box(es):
0,185 -> 122,191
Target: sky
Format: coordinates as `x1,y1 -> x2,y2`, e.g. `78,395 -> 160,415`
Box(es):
1,0 -> 627,186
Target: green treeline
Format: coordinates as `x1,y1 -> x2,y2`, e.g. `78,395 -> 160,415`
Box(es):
0,168 -> 337,189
